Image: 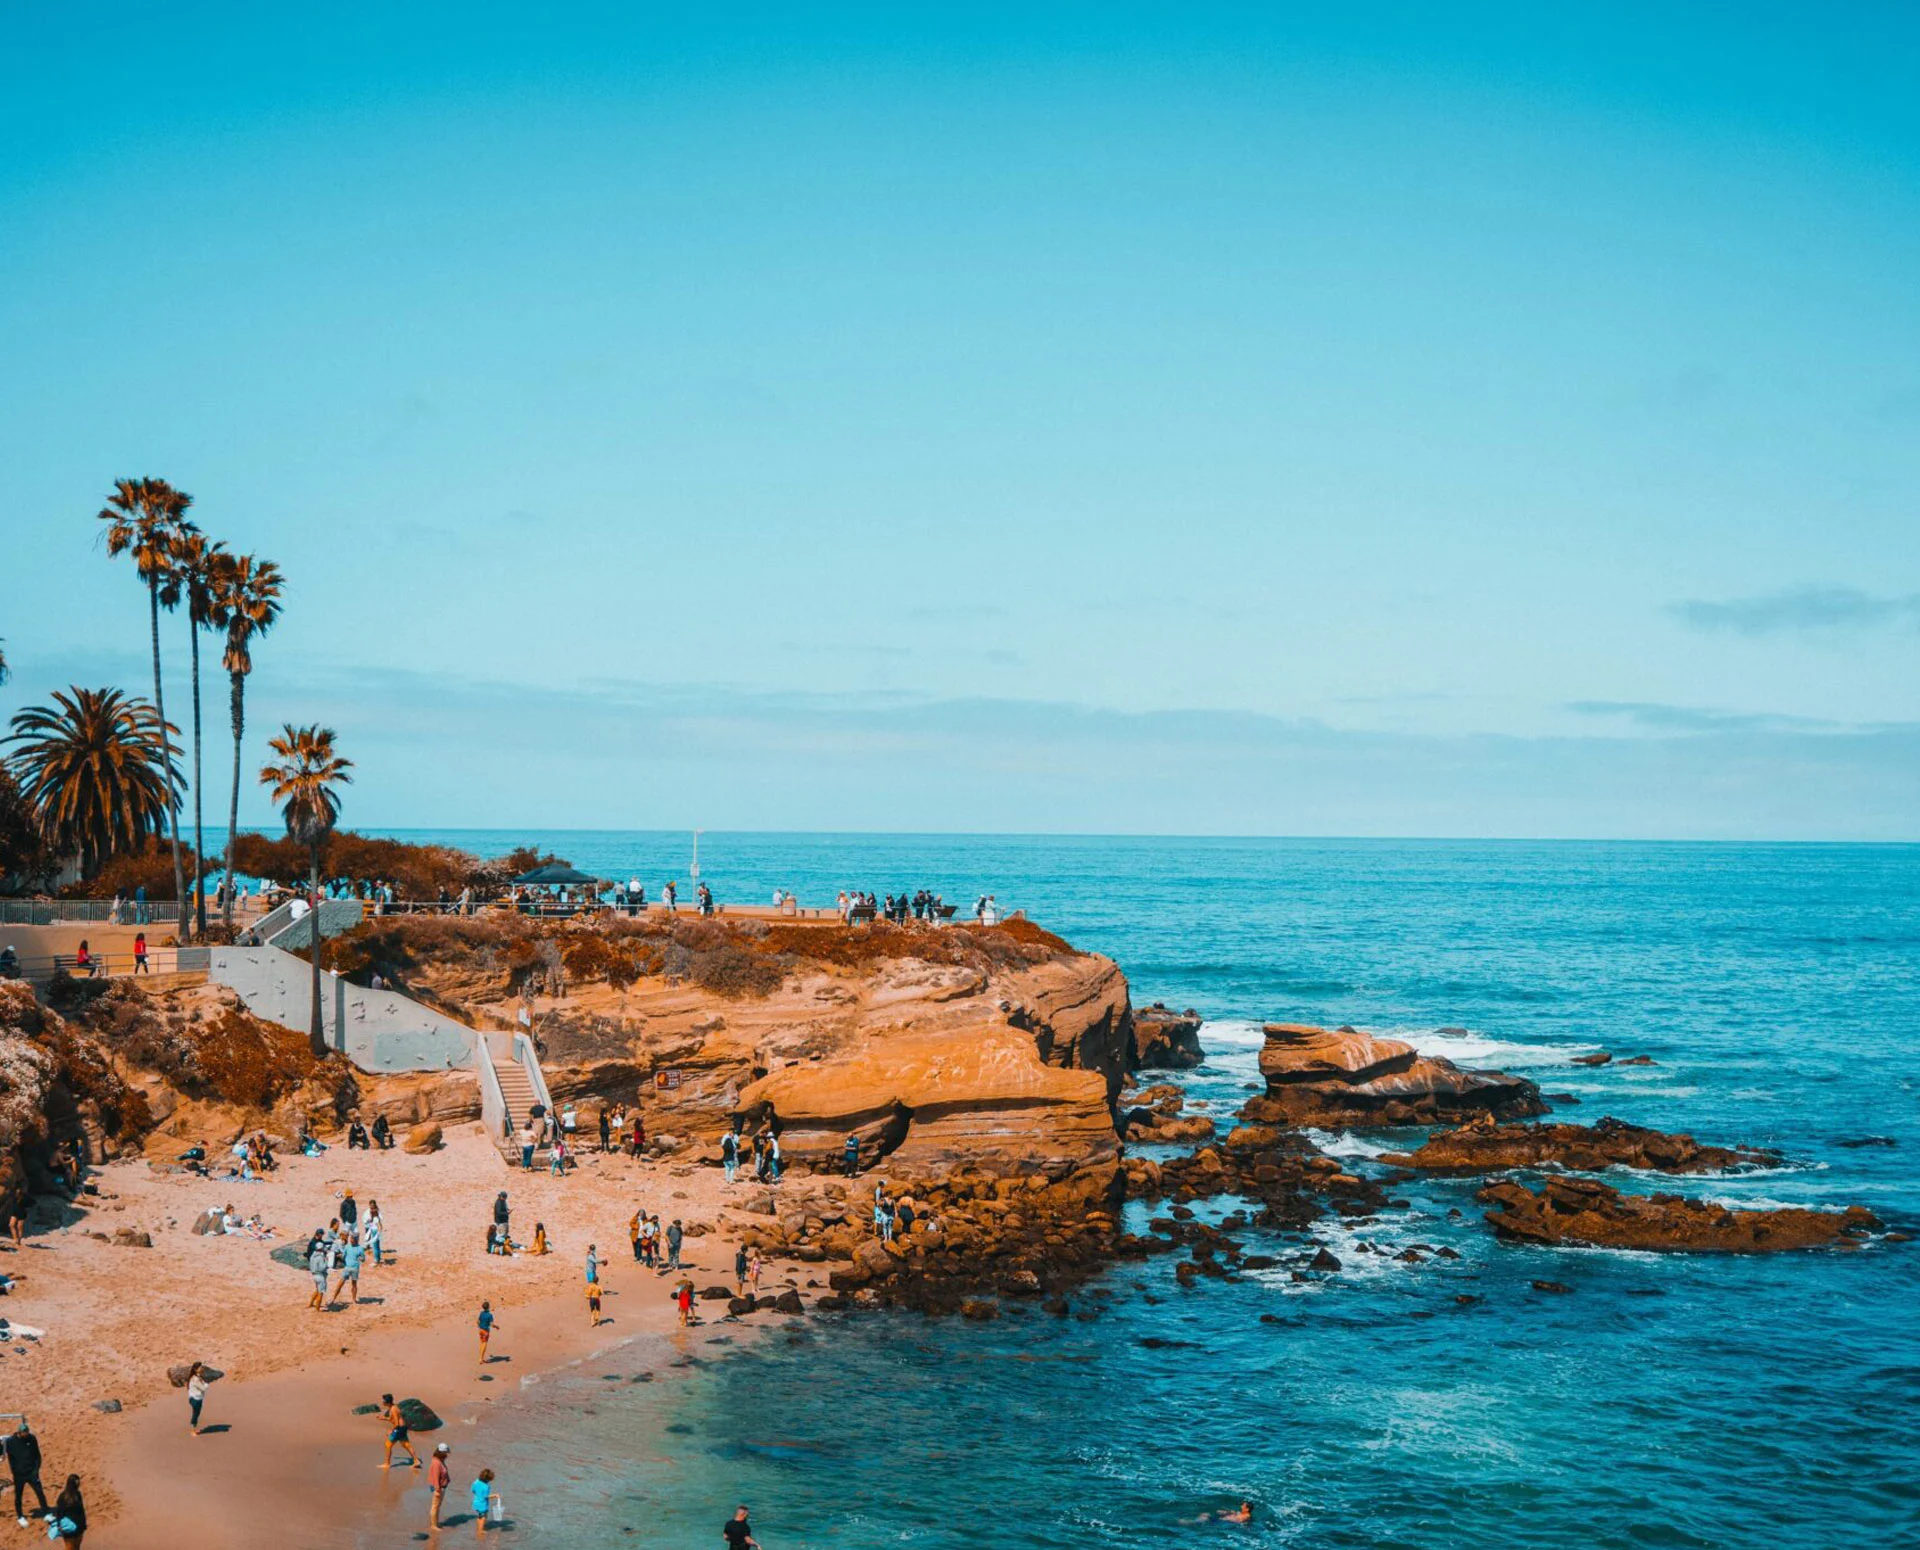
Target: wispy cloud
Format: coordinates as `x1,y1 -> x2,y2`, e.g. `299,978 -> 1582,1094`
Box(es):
1669,587 -> 1920,636
1567,700 -> 1835,734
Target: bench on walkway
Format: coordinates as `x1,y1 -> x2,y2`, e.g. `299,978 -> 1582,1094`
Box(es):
847,905 -> 877,924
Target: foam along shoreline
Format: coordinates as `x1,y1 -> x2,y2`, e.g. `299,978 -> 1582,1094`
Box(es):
104,1263 -> 764,1548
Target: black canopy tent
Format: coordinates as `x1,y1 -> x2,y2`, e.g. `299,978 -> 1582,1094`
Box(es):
511,863 -> 608,911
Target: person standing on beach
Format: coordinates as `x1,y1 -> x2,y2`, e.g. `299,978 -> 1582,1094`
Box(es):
598,1107 -> 611,1153
676,1277 -> 695,1327
477,1300 -> 497,1365
7,1418 -> 47,1524
629,1209 -> 644,1262
381,1393 -> 421,1470
308,1233 -> 331,1311
585,1243 -> 602,1326
843,1133 -> 860,1176
666,1218 -> 684,1270
471,1469 -> 496,1539
331,1231 -> 364,1308
721,1129 -> 739,1183
364,1201 -> 384,1267
186,1361 -> 209,1434
428,1443 -> 452,1529
493,1191 -> 510,1246
723,1505 -> 760,1549
51,1475 -> 84,1547
735,1244 -> 749,1296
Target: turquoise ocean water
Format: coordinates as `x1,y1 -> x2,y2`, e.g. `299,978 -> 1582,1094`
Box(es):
360,835 -> 1919,1548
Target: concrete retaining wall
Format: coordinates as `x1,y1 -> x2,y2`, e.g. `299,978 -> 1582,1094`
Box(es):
209,946 -> 476,1073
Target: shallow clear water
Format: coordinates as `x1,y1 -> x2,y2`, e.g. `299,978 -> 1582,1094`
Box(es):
372,835 -> 1920,1547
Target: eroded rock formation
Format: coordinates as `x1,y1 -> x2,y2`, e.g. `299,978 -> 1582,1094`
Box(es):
1132,1004 -> 1204,1069
1240,1023 -> 1544,1129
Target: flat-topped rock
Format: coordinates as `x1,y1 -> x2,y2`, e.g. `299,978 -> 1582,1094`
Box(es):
1240,1022 -> 1543,1129
1382,1117 -> 1781,1175
1132,1005 -> 1204,1070
1479,1175 -> 1880,1253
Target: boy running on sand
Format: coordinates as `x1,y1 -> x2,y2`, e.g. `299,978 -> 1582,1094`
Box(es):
381,1394 -> 421,1470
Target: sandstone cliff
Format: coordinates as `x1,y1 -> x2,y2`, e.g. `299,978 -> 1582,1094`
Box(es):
337,914 -> 1137,1177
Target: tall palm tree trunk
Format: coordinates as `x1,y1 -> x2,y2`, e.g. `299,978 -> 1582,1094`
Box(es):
189,618 -> 206,939
224,669 -> 245,934
149,576 -> 188,936
309,845 -> 327,1059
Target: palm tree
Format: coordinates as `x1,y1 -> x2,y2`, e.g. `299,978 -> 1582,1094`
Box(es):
260,724 -> 353,1058
99,478 -> 195,935
207,553 -> 284,934
173,530 -> 230,939
5,687 -> 181,881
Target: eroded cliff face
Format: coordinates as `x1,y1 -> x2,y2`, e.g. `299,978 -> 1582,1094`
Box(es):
345,915 -> 1137,1177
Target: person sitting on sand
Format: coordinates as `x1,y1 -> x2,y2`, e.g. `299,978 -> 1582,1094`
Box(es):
531,1222 -> 549,1256
371,1113 -> 394,1150
346,1117 -> 371,1150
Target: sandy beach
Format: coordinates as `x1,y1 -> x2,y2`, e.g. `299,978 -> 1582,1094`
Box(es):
5,1123 -> 785,1546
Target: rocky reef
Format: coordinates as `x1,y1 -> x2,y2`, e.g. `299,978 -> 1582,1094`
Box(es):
1240,1023 -> 1544,1129
1479,1175 -> 1881,1253
1131,1003 -> 1204,1069
1382,1117 -> 1781,1175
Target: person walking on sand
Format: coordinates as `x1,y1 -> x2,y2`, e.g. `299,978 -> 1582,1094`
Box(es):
132,931 -> 149,975
7,1418 -> 48,1524
629,1209 -> 644,1262
428,1443 -> 452,1530
585,1243 -> 602,1326
364,1201 -> 385,1267
186,1361 -> 209,1434
676,1277 -> 695,1327
666,1218 -> 684,1270
471,1468 -> 496,1538
721,1129 -> 739,1184
477,1300 -> 497,1365
381,1393 -> 421,1471
723,1505 -> 760,1549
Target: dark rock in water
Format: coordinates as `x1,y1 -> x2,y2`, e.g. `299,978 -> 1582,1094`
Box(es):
813,1294 -> 849,1312
93,1399 -> 122,1414
1308,1248 -> 1341,1272
1531,1280 -> 1574,1294
727,1296 -> 757,1316
1483,1176 -> 1881,1253
1290,1271 -> 1311,1282
1884,1232 -> 1912,1244
1836,1136 -> 1898,1149
1383,1116 -> 1779,1176
1239,1254 -> 1278,1271
960,1299 -> 999,1321
1616,1055 -> 1657,1066
1571,1052 -> 1611,1067
666,1422 -> 693,1434
1138,1335 -> 1198,1350
1395,1248 -> 1425,1263
1435,1246 -> 1461,1260
1544,1093 -> 1581,1106
1042,1297 -> 1070,1316
1259,1312 -> 1284,1324
773,1290 -> 805,1315
1133,1004 -> 1205,1070
1453,1294 -> 1482,1305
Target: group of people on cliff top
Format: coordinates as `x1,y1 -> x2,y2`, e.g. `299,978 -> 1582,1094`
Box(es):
835,889 -> 965,925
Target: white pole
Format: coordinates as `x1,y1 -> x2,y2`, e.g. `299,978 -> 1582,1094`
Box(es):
691,829 -> 702,882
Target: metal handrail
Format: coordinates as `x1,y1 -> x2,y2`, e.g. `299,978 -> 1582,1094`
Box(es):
0,900 -> 183,925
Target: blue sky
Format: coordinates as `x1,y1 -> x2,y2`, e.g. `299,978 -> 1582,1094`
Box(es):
2,4 -> 1917,837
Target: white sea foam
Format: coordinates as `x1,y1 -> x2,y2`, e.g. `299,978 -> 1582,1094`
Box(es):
1198,1018 -> 1269,1052
1301,1128 -> 1396,1161
1397,1026 -> 1584,1069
